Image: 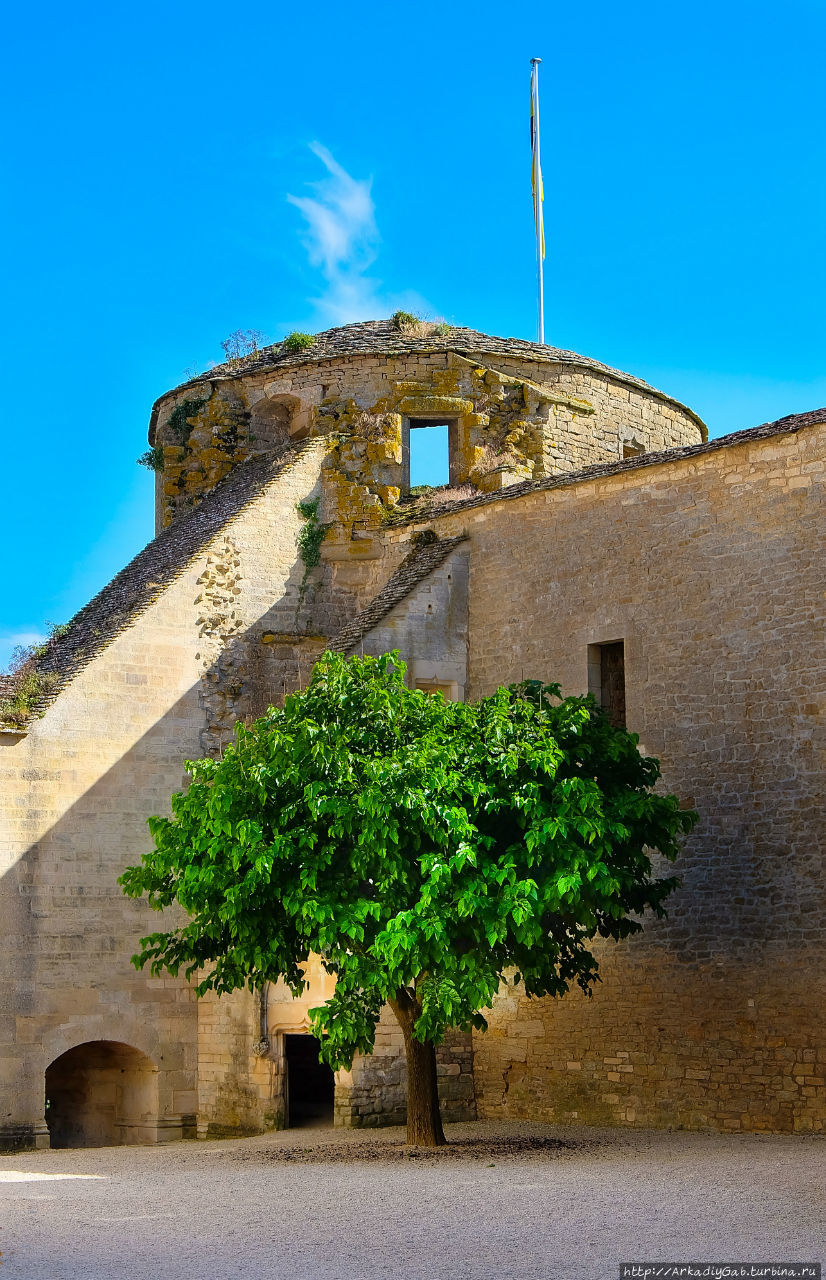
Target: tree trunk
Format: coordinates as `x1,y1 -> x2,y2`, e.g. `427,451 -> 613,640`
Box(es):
389,992 -> 446,1147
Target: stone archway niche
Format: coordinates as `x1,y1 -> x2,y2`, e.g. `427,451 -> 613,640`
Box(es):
248,386 -> 319,447
45,1041 -> 159,1148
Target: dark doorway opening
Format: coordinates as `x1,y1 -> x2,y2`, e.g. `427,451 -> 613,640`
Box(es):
587,640 -> 626,729
285,1034 -> 335,1127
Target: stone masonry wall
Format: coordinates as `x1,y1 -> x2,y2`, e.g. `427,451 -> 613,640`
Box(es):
414,420 -> 826,1133
196,986 -> 279,1138
152,348 -> 702,681
0,565 -> 206,1151
489,357 -> 704,474
0,442 -> 327,1149
335,1007 -> 476,1129
357,548 -> 469,697
153,347 -> 702,531
188,441 -> 328,757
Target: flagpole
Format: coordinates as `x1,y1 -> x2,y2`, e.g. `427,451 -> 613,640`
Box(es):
530,57 -> 545,344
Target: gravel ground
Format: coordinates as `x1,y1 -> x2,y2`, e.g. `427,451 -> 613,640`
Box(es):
1,1120 -> 823,1280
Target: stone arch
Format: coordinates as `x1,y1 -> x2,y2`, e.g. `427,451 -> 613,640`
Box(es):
248,394 -> 296,452
249,391 -> 317,448
45,1041 -> 159,1148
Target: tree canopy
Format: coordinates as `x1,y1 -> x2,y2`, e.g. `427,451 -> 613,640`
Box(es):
120,650 -> 696,1144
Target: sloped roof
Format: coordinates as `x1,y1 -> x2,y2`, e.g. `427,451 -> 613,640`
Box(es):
327,535 -> 468,655
748,407 -> 826,433
5,403 -> 821,728
394,407 -> 826,526
1,442 -> 319,724
150,319 -> 707,436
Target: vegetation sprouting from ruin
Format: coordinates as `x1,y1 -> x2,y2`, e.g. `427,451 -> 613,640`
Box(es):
410,528 -> 439,547
381,483 -> 477,527
293,497 -> 332,617
137,444 -> 165,472
0,622 -> 69,727
391,310 -> 419,332
221,329 -> 267,366
296,498 -> 330,571
140,396 -> 210,473
0,670 -> 60,727
282,331 -> 315,354
167,398 -> 209,446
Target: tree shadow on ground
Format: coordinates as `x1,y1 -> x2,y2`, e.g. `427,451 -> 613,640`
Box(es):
232,1134 -> 602,1163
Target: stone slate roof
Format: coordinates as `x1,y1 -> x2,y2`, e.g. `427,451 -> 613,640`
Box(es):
749,407 -> 826,433
1,442 -> 318,724
150,319 -> 707,438
327,535 -> 468,655
5,401 -> 822,728
396,408 -> 826,527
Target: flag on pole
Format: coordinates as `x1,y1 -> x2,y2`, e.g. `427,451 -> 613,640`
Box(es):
530,62 -> 545,261
530,57 -> 545,343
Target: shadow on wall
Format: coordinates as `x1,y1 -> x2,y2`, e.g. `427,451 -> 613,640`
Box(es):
45,1041 -> 159,1148
0,535 -> 346,1151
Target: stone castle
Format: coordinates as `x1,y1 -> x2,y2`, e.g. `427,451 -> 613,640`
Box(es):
1,319 -> 823,1150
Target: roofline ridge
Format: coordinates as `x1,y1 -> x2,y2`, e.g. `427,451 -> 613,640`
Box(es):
148,320 -> 707,439
394,409 -> 826,527
328,533 -> 468,655
3,439 -> 326,725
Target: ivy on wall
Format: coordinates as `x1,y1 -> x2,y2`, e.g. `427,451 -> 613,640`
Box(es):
296,499 -> 330,570
294,498 -> 331,618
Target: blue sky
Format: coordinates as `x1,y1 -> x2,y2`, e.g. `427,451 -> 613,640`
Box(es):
2,0 -> 824,668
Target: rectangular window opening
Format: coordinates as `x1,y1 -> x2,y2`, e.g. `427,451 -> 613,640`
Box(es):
405,420 -> 452,491
587,640 -> 626,728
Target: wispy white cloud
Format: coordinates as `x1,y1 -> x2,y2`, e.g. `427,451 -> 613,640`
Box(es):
287,143 -> 430,327
288,143 -> 377,276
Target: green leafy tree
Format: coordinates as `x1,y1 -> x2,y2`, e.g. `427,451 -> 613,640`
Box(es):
120,652 -> 695,1146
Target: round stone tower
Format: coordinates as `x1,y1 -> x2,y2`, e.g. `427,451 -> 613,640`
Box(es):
148,319 -> 706,533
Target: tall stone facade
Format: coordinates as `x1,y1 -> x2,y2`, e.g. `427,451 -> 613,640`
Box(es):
1,320 -> 822,1148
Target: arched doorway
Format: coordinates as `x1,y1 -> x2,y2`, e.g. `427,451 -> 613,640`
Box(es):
285,1034 -> 335,1127
45,1041 -> 159,1148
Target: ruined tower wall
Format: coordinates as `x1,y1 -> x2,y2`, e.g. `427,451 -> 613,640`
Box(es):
151,348 -> 703,681
416,420 -> 826,1132
153,348 -> 703,529
478,355 -> 704,474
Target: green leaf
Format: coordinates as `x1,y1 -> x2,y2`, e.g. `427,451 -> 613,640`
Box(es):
120,649 -> 696,1062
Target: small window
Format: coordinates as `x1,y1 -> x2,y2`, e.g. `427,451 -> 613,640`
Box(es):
403,419 -> 453,490
622,436 -> 645,460
587,641 -> 626,728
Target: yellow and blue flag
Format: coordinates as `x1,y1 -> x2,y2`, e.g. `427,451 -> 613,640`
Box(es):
530,60 -> 545,261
